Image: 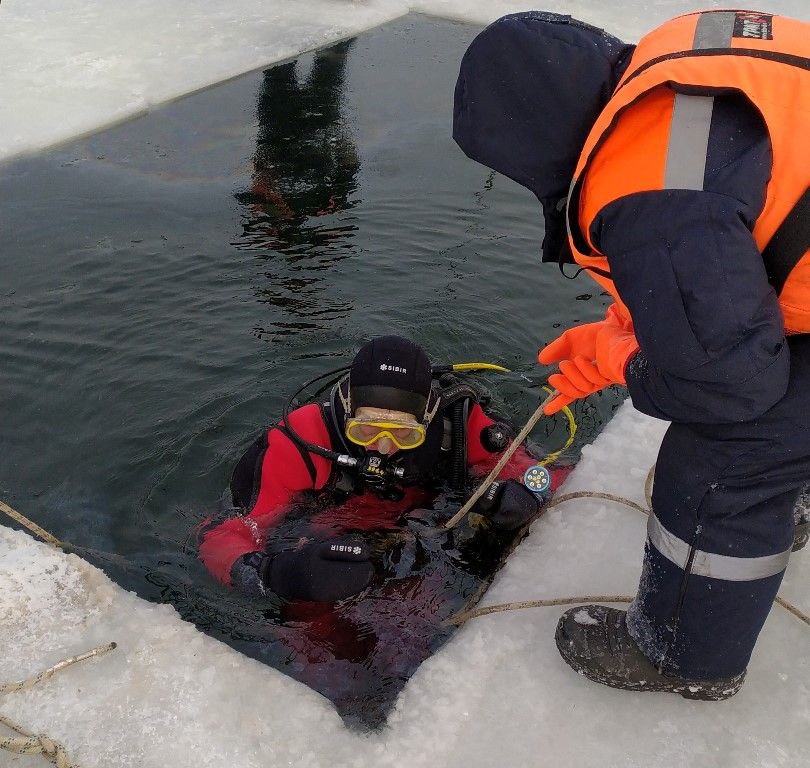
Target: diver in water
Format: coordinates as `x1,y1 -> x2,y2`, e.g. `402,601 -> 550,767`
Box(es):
199,335 -> 555,602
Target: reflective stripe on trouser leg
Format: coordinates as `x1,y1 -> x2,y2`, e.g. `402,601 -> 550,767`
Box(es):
639,512 -> 790,677
628,337 -> 810,679
646,512 -> 791,581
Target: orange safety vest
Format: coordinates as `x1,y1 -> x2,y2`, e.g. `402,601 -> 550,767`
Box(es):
567,9 -> 810,334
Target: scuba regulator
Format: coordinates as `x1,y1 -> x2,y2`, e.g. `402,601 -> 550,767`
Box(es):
356,453 -> 406,499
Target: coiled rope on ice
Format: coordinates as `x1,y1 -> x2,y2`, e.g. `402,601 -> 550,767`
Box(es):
0,642 -> 117,768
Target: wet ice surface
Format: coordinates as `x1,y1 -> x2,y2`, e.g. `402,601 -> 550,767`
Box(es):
3,402 -> 809,768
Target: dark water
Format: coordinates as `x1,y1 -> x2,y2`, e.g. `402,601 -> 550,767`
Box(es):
0,15 -> 623,727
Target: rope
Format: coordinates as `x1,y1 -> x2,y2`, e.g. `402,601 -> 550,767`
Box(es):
0,715 -> 73,768
0,643 -> 117,694
0,500 -> 65,549
447,485 -> 810,630
775,596 -> 810,626
0,642 -> 117,768
0,501 -> 134,571
445,596 -> 633,626
444,390 -> 557,529
449,588 -> 810,629
644,464 -> 655,511
544,490 -> 648,516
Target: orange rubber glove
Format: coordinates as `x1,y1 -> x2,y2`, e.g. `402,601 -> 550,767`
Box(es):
538,304 -> 639,415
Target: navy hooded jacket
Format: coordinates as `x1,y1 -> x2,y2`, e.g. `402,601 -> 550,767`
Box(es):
453,12 -> 788,424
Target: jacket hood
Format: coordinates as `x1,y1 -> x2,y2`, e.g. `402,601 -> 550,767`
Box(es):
453,12 -> 633,263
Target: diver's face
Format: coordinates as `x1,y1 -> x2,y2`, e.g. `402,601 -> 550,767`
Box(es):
352,406 -> 419,456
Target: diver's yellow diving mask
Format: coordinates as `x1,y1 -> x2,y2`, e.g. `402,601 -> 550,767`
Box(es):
344,417 -> 427,450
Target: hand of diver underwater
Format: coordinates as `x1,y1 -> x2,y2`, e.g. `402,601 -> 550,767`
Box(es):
267,536 -> 374,602
538,303 -> 639,415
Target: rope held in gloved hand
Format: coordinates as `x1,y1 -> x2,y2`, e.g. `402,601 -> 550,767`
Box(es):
444,390 -> 557,529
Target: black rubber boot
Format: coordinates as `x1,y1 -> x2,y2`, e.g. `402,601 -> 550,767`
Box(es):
793,489 -> 809,552
555,606 -> 745,701
794,521 -> 809,552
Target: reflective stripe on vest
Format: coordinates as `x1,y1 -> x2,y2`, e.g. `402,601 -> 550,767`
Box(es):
693,11 -> 736,49
647,512 -> 791,581
567,10 -> 810,333
664,94 -> 714,190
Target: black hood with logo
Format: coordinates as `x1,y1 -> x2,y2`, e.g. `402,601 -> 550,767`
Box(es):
349,335 -> 433,417
453,12 -> 634,264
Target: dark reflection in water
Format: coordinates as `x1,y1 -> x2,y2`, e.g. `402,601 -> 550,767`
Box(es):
235,41 -> 359,337
0,14 -> 628,732
236,40 -> 359,243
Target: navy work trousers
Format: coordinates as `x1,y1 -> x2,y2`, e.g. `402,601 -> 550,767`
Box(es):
628,335 -> 810,680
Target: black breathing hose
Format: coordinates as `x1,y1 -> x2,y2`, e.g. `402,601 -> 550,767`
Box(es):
449,398 -> 469,491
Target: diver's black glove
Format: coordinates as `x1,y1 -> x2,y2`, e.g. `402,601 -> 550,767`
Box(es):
230,551 -> 272,598
473,479 -> 540,531
267,537 -> 374,602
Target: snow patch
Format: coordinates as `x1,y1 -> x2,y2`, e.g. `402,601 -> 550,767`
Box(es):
573,609 -> 599,626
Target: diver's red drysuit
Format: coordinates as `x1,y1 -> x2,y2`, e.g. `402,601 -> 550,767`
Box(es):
199,400 -> 562,585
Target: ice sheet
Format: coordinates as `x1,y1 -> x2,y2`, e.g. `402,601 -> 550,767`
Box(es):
3,3 -> 810,766
0,0 -> 408,163
2,2 -> 808,164
3,401 -> 809,768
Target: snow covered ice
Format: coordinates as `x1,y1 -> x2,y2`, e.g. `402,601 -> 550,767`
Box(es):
2,1 -> 810,766
2,0 -> 809,164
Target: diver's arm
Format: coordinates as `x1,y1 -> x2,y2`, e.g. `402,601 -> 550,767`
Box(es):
466,402 -> 539,479
197,432 -> 316,586
199,405 -> 333,586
